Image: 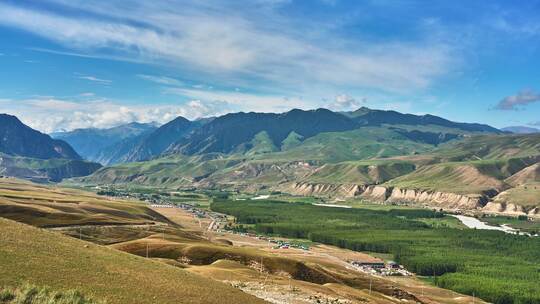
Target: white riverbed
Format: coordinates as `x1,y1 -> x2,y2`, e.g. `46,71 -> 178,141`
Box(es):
450,215 -> 520,234
252,195 -> 271,200
313,203 -> 352,209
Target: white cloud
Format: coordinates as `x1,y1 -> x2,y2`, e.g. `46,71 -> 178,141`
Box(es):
77,75 -> 112,84
0,1 -> 455,93
327,94 -> 365,111
0,97 -> 230,133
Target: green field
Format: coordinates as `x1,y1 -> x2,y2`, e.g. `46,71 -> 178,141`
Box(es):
212,199 -> 540,304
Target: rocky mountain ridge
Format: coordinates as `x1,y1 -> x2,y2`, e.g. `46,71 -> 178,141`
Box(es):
0,114 -> 101,182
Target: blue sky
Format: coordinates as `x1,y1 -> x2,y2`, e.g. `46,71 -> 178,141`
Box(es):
0,0 -> 539,132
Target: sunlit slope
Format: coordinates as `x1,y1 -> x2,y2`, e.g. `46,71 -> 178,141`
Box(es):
260,127 -> 434,163
76,126 -> 438,187
303,160 -> 416,184
75,133 -> 540,212
429,133 -> 540,161
385,158 -> 537,194
505,162 -> 540,186
0,178 -> 170,227
0,218 -> 266,304
384,134 -> 540,194
78,154 -> 242,186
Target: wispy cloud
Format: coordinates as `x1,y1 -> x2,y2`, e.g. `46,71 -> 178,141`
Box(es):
495,90 -> 540,110
137,74 -> 183,86
78,75 -> 112,84
0,1 -> 455,93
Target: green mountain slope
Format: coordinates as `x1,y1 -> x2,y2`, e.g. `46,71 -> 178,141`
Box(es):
167,108 -> 359,155
78,133 -> 540,215
304,160 -> 416,184
166,107 -> 500,157
430,133 -> 540,161
245,131 -> 278,155
76,126 -> 441,187
345,107 -> 501,133
263,127 -> 435,163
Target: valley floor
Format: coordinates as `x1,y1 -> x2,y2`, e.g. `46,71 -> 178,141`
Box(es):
152,205 -> 485,304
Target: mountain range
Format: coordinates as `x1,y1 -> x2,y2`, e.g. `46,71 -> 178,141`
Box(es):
0,114 -> 101,182
52,107 -> 501,165
2,106 -> 539,216
55,107 -> 540,217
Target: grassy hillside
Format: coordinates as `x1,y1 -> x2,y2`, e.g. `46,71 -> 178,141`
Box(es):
76,127 -> 437,188
381,134 -> 540,195
303,160 -> 416,184
0,284 -> 102,304
431,133 -> 540,161
385,158 -> 537,194
75,132 -> 540,211
0,178 -> 170,227
79,154 -> 243,187
0,218 -> 266,304
262,127 -> 434,163
491,182 -> 540,208
505,163 -> 540,186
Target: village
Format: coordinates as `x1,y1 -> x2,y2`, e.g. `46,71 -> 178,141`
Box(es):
97,184 -> 417,279
149,199 -> 416,278
349,261 -> 412,277
151,202 -> 313,251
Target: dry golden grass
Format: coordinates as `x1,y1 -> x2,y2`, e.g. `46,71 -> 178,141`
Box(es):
0,178 -> 170,227
0,218 -> 266,304
151,207 -> 487,304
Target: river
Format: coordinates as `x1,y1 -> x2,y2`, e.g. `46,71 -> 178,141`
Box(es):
450,215 -> 522,234
313,203 -> 352,209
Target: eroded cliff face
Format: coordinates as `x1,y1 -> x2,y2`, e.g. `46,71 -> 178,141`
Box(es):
483,202 -> 540,218
385,187 -> 486,209
286,181 -> 540,218
287,182 -> 486,208
286,182 -> 366,198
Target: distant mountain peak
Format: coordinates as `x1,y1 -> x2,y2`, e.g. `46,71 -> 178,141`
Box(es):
501,126 -> 540,134
0,113 -> 81,160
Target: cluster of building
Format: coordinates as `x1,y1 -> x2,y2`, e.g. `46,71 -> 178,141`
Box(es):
220,229 -> 311,251
270,239 -> 310,251
350,261 -> 412,276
